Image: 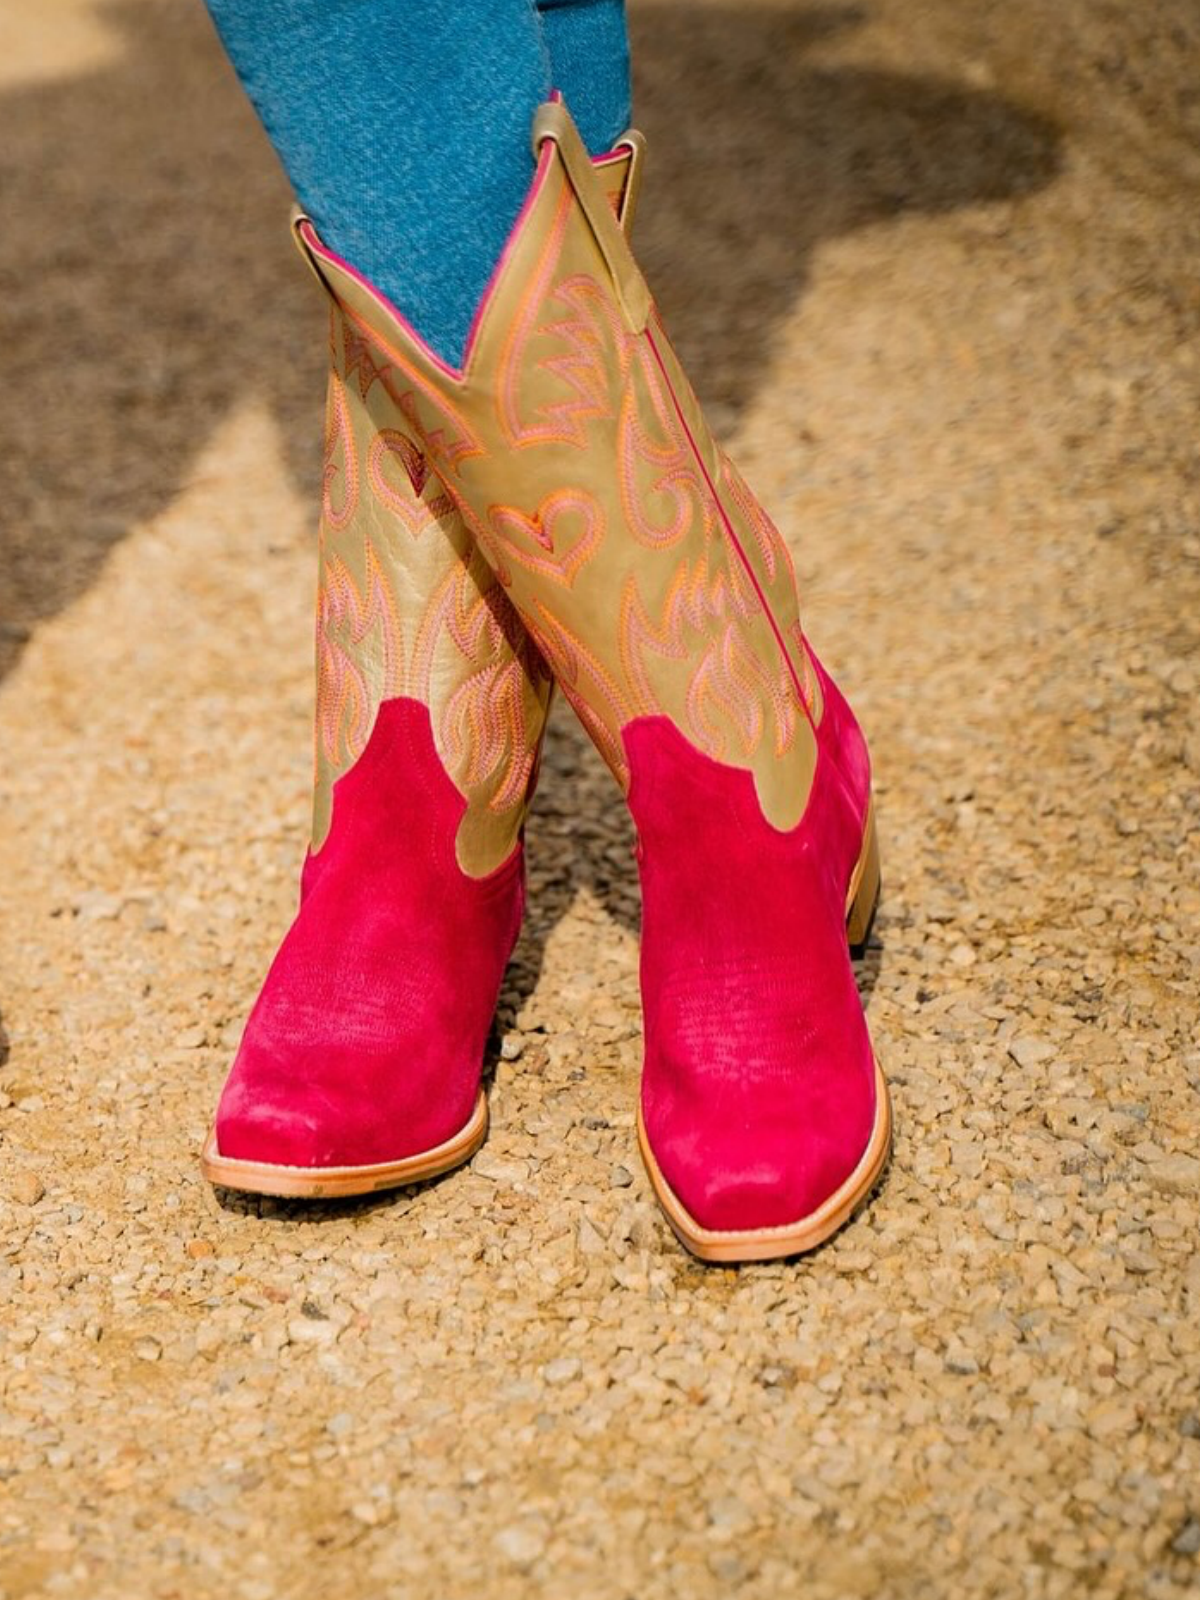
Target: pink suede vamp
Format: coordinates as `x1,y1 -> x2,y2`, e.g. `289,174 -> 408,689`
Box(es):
627,715 -> 876,1234
215,698 -> 523,1168
810,647 -> 872,828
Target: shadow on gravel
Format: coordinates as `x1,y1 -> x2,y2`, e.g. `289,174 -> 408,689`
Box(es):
0,0 -> 1061,685
632,2 -> 1062,420
208,1160 -> 467,1222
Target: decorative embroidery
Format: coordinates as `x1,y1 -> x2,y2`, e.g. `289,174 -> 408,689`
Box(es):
720,454 -> 817,721
316,541 -> 403,771
321,372 -> 358,533
339,303 -> 487,480
497,189 -> 616,451
310,311 -> 551,861
620,561 -> 796,762
720,455 -> 787,584
411,549 -> 549,815
792,623 -> 820,722
615,342 -> 714,551
527,601 -> 631,784
341,318 -> 386,401
486,489 -> 605,588
443,659 -> 542,815
686,626 -> 799,762
304,135 -> 817,830
368,429 -> 454,536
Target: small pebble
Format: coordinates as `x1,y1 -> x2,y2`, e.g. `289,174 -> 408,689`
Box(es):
707,1495 -> 751,1531
1008,1037 -> 1055,1069
73,890 -> 124,922
471,1153 -> 529,1185
494,1524 -> 546,1566
288,1319 -> 337,1345
1148,1152 -> 1200,1196
543,1357 -> 582,1386
577,1217 -> 606,1256
9,1171 -> 46,1205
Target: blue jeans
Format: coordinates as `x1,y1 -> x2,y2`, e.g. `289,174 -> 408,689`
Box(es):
202,0 -> 631,366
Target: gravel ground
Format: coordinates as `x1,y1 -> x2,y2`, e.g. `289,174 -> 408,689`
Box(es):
2,1 -> 1198,1596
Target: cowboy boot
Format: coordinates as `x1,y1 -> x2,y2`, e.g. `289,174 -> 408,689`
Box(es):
201,142 -> 644,1199
198,347 -> 548,1199
292,102 -> 889,1256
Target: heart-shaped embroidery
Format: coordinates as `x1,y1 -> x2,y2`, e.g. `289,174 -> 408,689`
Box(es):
488,489 -> 603,588
368,429 -> 452,537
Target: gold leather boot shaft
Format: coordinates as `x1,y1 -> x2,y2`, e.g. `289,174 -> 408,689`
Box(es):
311,303 -> 553,875
297,109 -> 819,830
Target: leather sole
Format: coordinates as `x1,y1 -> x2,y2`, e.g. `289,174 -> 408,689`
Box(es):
199,1089 -> 489,1199
638,1060 -> 892,1264
845,797 -> 881,957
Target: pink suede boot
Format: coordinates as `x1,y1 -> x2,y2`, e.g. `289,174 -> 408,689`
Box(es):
197,291 -> 553,1199
288,102 -> 890,1254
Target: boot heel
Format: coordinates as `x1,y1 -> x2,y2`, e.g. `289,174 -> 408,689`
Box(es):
845,802 -> 881,958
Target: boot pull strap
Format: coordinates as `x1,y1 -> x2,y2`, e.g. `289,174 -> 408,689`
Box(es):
289,207 -> 343,303
533,100 -> 651,336
612,129 -> 647,236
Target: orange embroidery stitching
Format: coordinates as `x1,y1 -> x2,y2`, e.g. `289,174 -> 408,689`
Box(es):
316,541 -> 404,767
528,600 -> 631,784
487,489 -> 605,588
368,429 -> 453,535
321,373 -> 359,533
340,305 -> 486,479
619,562 -> 796,762
307,143 -> 819,827
617,342 -> 711,550
443,659 -> 541,815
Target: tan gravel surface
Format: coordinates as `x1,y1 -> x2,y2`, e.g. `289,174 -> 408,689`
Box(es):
2,1 -> 1199,1596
